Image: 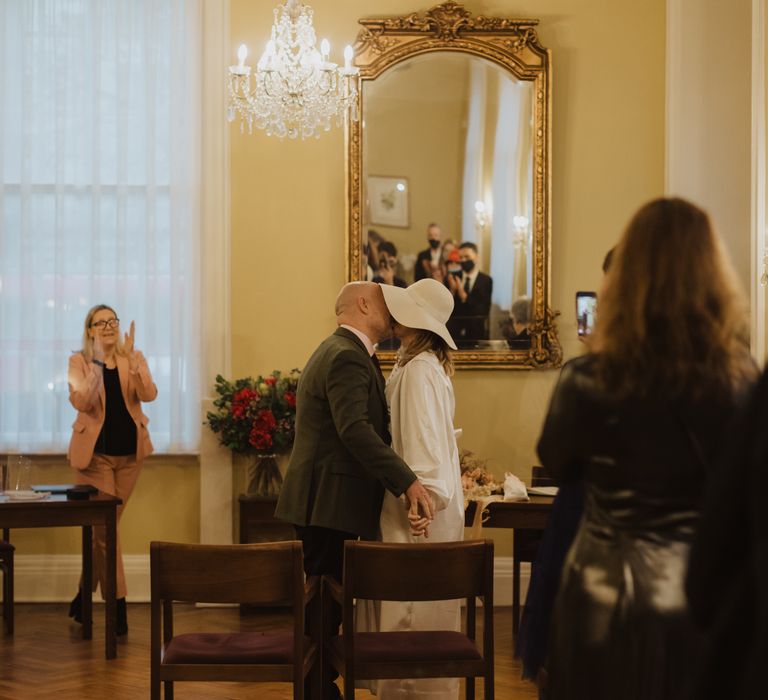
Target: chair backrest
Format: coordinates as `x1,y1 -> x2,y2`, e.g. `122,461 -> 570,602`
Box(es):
150,540 -> 303,605
343,540 -> 494,601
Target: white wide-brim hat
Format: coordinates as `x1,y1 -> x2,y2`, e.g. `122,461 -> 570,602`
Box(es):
379,279 -> 457,350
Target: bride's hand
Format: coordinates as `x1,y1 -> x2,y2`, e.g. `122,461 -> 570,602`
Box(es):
408,502 -> 430,538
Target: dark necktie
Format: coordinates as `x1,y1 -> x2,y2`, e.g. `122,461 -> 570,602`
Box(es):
370,352 -> 383,376
464,276 -> 471,294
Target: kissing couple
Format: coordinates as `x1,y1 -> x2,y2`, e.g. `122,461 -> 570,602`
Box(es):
276,277 -> 464,700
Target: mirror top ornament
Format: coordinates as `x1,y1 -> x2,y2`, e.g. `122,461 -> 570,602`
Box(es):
346,2 -> 561,369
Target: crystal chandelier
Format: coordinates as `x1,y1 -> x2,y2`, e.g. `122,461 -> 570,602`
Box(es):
227,0 -> 360,140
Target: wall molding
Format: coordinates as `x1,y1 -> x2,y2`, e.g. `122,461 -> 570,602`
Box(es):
13,555 -> 528,606
199,0 -> 234,545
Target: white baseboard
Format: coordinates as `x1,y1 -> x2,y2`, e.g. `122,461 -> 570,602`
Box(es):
13,555 -> 528,606
13,554 -> 151,603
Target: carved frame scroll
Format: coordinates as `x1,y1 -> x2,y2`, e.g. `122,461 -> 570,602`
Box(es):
345,2 -> 561,369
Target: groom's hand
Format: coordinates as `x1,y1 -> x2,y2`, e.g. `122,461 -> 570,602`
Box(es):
405,480 -> 434,537
405,479 -> 434,521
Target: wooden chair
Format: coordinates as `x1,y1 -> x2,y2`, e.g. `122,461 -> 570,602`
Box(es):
324,539 -> 495,700
0,539 -> 14,635
512,465 -> 554,637
150,541 -> 319,700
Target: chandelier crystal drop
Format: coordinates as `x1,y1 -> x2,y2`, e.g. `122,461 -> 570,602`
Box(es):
227,0 -> 360,140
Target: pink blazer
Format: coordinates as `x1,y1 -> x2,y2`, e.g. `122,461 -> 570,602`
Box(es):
67,351 -> 158,470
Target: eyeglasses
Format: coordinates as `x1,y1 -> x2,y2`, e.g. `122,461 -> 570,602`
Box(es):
91,318 -> 120,330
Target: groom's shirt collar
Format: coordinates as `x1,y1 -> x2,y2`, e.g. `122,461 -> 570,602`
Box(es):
339,324 -> 375,356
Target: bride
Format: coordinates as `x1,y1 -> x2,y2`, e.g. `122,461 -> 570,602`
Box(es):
366,278 -> 465,700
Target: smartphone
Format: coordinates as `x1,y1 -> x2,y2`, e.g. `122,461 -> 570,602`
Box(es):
576,291 -> 597,336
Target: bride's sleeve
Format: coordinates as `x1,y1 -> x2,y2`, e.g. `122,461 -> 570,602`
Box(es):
396,361 -> 456,512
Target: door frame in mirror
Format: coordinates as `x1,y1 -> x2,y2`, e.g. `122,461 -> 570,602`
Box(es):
346,2 -> 561,369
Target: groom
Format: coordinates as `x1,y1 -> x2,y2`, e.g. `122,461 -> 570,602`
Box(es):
276,281 -> 434,699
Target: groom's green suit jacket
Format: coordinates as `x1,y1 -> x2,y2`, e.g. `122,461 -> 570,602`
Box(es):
275,327 -> 416,539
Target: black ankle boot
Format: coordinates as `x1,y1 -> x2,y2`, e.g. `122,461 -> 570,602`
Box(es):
116,598 -> 128,636
69,590 -> 82,623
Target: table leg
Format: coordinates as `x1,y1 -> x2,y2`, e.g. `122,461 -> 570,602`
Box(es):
105,508 -> 117,659
512,556 -> 521,640
82,525 -> 92,640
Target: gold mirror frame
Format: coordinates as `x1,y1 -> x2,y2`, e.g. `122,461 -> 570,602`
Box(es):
345,2 -> 561,369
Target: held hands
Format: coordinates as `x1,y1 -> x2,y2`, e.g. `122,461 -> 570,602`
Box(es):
405,480 -> 435,538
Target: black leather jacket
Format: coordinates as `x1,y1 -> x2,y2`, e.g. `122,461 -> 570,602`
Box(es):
538,354 -> 748,700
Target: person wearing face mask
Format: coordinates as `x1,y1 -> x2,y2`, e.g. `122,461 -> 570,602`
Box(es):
66,304 -> 157,637
446,241 -> 493,347
372,240 -> 407,289
414,222 -> 443,282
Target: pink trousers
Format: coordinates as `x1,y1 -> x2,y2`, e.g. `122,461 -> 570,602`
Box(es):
75,453 -> 141,599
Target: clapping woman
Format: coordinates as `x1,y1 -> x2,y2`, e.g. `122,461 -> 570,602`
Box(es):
66,304 -> 157,635
537,198 -> 756,699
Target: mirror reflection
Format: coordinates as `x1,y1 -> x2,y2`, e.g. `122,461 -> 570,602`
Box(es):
362,52 -> 534,350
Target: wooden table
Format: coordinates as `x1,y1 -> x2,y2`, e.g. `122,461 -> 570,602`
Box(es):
238,494 -> 295,545
465,495 -> 555,530
465,496 -> 555,637
0,492 -> 122,659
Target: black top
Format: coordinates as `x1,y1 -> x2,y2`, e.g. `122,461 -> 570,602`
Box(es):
95,366 -> 137,456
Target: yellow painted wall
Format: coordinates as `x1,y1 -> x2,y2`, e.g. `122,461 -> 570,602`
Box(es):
230,0 -> 666,555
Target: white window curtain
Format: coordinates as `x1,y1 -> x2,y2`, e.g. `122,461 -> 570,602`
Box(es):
0,0 -> 202,453
461,61 -> 487,246
490,78 -> 533,312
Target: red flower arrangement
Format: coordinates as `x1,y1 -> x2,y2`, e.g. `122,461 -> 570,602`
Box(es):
206,370 -> 300,457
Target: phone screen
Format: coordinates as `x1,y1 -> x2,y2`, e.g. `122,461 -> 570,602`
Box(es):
576,291 -> 597,336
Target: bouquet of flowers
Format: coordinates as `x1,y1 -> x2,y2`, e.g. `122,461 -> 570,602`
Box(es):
206,370 -> 300,495
460,449 -> 502,504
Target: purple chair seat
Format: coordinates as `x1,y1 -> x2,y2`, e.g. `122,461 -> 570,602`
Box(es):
331,631 -> 481,664
163,631 -> 309,665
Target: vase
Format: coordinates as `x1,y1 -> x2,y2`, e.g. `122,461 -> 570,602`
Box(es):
247,454 -> 283,497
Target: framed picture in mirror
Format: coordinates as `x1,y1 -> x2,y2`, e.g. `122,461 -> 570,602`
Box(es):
367,175 -> 410,228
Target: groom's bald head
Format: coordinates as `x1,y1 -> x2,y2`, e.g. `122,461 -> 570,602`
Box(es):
335,282 -> 392,343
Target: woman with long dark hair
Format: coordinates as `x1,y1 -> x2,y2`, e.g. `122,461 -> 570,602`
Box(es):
67,304 -> 157,635
538,198 -> 756,699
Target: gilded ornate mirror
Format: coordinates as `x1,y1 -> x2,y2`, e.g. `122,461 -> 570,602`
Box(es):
346,2 -> 560,369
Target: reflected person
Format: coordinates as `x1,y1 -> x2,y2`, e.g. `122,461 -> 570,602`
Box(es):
446,242 -> 493,347
505,296 -> 532,348
372,240 -> 407,289
414,223 -> 443,282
